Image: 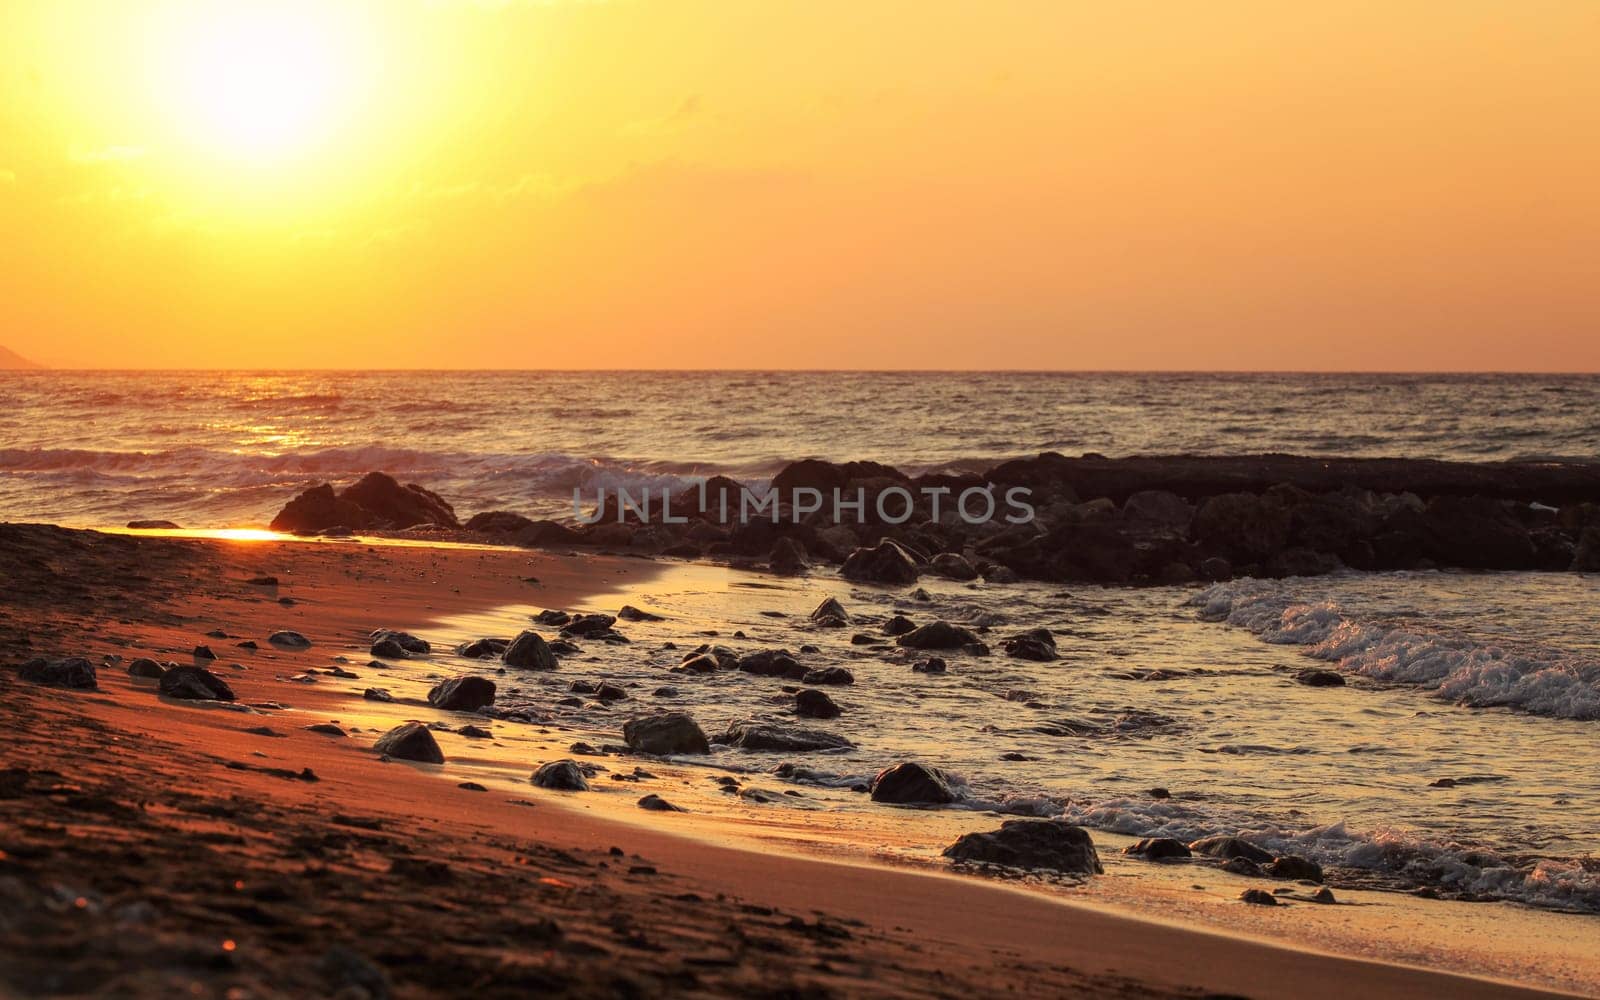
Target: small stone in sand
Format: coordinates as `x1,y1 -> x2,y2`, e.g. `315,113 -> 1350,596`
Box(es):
1240,889 -> 1279,906
374,722 -> 445,764
268,630 -> 312,649
638,794 -> 687,812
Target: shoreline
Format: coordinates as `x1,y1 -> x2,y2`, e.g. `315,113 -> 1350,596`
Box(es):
1,524 -> 1595,997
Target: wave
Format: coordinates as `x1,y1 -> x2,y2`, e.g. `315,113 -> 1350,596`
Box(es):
1191,581 -> 1600,721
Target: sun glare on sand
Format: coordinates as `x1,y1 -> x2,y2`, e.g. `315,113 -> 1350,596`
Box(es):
150,3 -> 373,164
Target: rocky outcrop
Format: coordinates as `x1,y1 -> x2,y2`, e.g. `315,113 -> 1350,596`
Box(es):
270,472 -> 459,534
943,820 -> 1103,875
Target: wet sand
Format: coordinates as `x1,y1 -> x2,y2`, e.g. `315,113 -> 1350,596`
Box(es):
0,524 -> 1588,998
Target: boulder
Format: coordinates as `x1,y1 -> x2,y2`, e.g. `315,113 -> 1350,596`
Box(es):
737,649 -> 807,679
896,621 -> 980,650
617,605 -> 664,622
339,472 -> 459,529
531,759 -> 589,791
1188,835 -> 1273,864
928,552 -> 978,581
1266,855 -> 1324,882
561,614 -> 620,639
427,675 -> 497,711
1121,490 -> 1194,527
638,793 -> 688,812
911,656 -> 947,674
503,630 -> 558,669
1123,837 -> 1192,861
269,484 -> 370,534
464,510 -> 536,534
1294,668 -> 1345,687
1240,889 -> 1279,906
1001,628 -> 1057,661
18,657 -> 97,690
455,638 -> 508,659
126,519 -> 182,530
801,666 -> 854,686
1191,493 -> 1291,561
622,712 -> 710,755
881,614 -> 917,636
809,597 -> 850,627
769,536 -> 809,576
158,666 -> 235,702
374,722 -> 445,764
1574,526 -> 1600,572
1416,495 -> 1537,570
794,689 -> 842,719
715,721 -> 854,752
870,762 -> 957,804
841,539 -> 920,584
126,657 -> 166,679
943,820 -> 1103,875
268,630 -> 312,649
371,629 -> 430,655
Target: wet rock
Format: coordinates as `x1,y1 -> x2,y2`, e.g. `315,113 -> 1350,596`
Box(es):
1240,888 -> 1279,906
623,711 -> 711,755
928,552 -> 978,581
675,653 -> 722,675
1147,787 -> 1171,799
716,721 -> 854,752
594,681 -> 628,703
1417,495 -> 1536,570
370,638 -> 410,659
801,666 -> 854,686
269,483 -> 371,534
18,657 -> 98,690
502,630 -> 558,669
455,638 -> 508,659
795,689 -> 842,719
1265,855 -> 1324,883
1294,668 -> 1345,687
458,724 -> 492,738
1000,627 -> 1057,661
158,665 -> 235,701
897,621 -> 980,650
1312,887 -> 1337,904
192,644 -> 216,660
809,597 -> 850,627
306,723 -> 346,737
911,657 -> 947,674
362,688 -> 393,702
268,630 -> 312,649
943,820 -> 1103,874
126,657 -> 166,679
638,793 -> 687,812
881,614 -> 917,636
561,613 -> 619,639
1221,858 -> 1264,877
737,649 -> 807,679
768,536 -> 809,576
339,472 -> 460,529
531,759 -> 589,791
617,605 -> 664,622
1122,490 -> 1194,526
374,722 -> 445,764
870,762 -> 957,804
534,610 -> 571,626
1191,493 -> 1291,561
840,539 -> 921,584
427,675 -> 497,711
371,629 -> 430,655
464,510 -> 536,534
1188,835 -> 1274,864
1124,837 -> 1192,861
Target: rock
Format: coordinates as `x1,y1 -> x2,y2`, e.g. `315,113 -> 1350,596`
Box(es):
1124,837 -> 1192,861
531,759 -> 589,791
339,472 -> 460,529
18,657 -> 98,690
617,605 -> 664,622
427,675 -> 497,711
1191,493 -> 1291,561
928,552 -> 978,581
464,510 -> 536,534
363,687 -> 393,702
943,820 -> 1103,874
881,614 -> 917,636
801,666 -> 854,686
1240,889 -> 1279,906
192,645 -> 217,660
373,722 -> 445,764
370,638 -> 409,659
455,638 -> 508,659
911,657 -> 947,674
1572,526 -> 1600,572
1266,855 -> 1324,882
306,724 -> 346,737
1199,556 -> 1233,581
126,519 -> 182,529
1000,628 -> 1057,661
840,539 -> 921,584
809,597 -> 850,627
1188,835 -> 1274,864
269,484 -> 370,534
622,712 -> 710,755
1416,495 -> 1536,570
126,657 -> 166,679
870,762 -> 957,804
158,665 -> 236,701
638,793 -> 687,812
268,630 -> 312,649
371,629 -> 430,654
675,653 -> 722,675
1122,490 -> 1194,526
561,614 -> 620,639
1294,668 -> 1345,687
534,609 -> 571,626
715,721 -> 854,752
1312,887 -> 1337,904
1222,857 -> 1263,877
594,681 -> 628,703
737,649 -> 806,679
502,630 -> 558,669
795,689 -> 842,718
769,537 -> 809,575
897,621 -> 980,650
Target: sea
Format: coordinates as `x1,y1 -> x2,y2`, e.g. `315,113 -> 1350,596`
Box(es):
3,369 -> 1599,914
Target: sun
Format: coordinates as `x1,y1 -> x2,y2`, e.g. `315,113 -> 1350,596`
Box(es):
151,3 -> 372,164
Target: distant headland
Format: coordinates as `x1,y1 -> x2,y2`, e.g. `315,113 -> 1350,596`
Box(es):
0,346 -> 42,369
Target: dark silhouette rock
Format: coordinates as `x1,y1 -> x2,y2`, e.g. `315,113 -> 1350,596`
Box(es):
622,712 -> 710,755
841,539 -> 920,584
715,721 -> 854,752
801,666 -> 854,686
737,649 -> 806,679
896,621 -> 980,650
464,510 -> 536,534
1122,490 -> 1194,526
809,597 -> 850,627
455,638 -> 508,659
126,519 -> 182,530
928,552 -> 978,580
1001,628 -> 1057,661
943,820 -> 1103,874
503,630 -> 557,669
870,762 -> 957,804
638,793 -> 687,812
268,630 -> 312,649
1416,495 -> 1537,569
1266,855 -> 1324,882
269,484 -> 370,534
427,675 -> 497,711
371,629 -> 429,655
1191,493 -> 1291,561
881,614 -> 917,636
159,665 -> 235,701
374,722 -> 444,764
795,689 -> 842,718
18,657 -> 97,690
1240,888 -> 1279,906
531,759 -> 589,791
769,536 -> 809,575
1124,837 -> 1192,861
1188,835 -> 1274,864
126,657 -> 166,679
1294,668 -> 1345,687
340,472 -> 459,529
617,605 -> 664,622
911,656 -> 947,674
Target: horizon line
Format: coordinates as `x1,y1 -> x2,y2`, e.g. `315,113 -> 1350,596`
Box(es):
7,366 -> 1600,376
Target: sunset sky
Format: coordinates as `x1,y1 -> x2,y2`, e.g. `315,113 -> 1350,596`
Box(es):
1,1 -> 1596,370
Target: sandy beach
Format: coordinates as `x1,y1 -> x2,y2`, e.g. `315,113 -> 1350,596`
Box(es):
2,524 -> 1593,999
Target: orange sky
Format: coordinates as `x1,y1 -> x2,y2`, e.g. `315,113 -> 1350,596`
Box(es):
1,0 -> 1597,370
